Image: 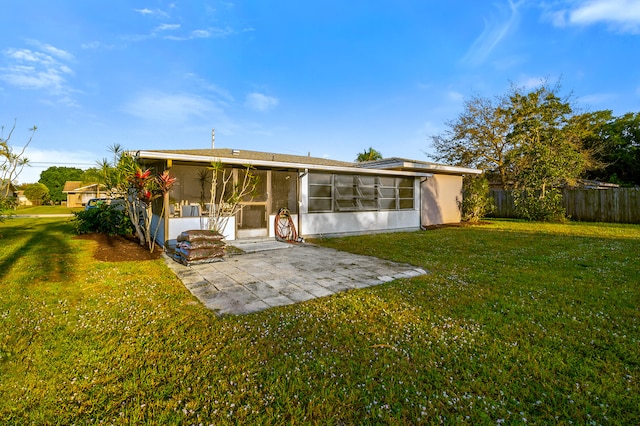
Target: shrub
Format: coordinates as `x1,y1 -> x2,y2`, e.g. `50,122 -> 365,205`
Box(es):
73,203 -> 133,236
459,175 -> 494,222
513,188 -> 567,222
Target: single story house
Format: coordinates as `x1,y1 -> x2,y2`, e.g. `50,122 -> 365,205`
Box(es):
134,148 -> 481,247
16,190 -> 32,206
63,181 -> 106,207
1,180 -> 18,199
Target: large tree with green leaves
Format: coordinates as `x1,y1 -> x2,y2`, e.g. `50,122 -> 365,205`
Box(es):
506,83 -> 586,220
39,166 -> 84,203
431,94 -> 513,189
582,112 -> 640,186
430,81 -> 607,221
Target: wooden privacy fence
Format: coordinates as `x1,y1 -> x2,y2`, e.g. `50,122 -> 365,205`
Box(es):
489,188 -> 640,223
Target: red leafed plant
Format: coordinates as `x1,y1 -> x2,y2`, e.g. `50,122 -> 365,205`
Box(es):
125,166 -> 176,252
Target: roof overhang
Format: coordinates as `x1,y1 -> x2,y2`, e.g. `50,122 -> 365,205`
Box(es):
62,183 -> 104,193
357,159 -> 482,175
134,150 -> 432,178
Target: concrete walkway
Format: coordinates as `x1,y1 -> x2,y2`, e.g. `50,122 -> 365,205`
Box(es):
163,240 -> 428,316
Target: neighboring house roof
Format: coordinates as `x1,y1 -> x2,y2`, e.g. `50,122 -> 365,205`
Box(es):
356,157 -> 482,175
570,179 -> 620,190
1,179 -> 18,197
136,148 -> 481,177
62,181 -> 83,192
62,181 -> 104,193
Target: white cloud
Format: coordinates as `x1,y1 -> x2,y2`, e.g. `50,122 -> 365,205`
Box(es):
446,90 -> 464,102
515,75 -> 549,90
552,0 -> 640,33
578,92 -> 617,107
245,92 -> 279,112
156,23 -> 180,32
121,91 -> 221,123
461,0 -> 522,66
185,73 -> 235,104
0,45 -> 75,97
40,43 -> 74,61
191,29 -> 212,38
81,41 -> 115,50
163,26 -> 235,41
134,8 -> 169,18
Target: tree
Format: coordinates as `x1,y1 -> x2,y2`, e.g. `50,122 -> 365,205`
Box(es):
507,83 -> 583,220
23,183 -> 50,205
355,147 -> 383,162
430,94 -> 513,189
583,112 -> 640,186
1,120 -> 36,217
39,166 -> 84,203
431,81 -> 601,221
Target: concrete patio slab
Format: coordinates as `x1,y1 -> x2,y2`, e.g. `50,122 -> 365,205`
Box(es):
164,241 -> 428,316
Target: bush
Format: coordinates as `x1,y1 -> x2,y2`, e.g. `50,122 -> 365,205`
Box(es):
459,175 -> 494,222
23,183 -> 50,204
73,203 -> 133,236
513,188 -> 567,222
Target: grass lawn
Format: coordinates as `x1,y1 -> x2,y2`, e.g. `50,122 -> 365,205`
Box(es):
1,217 -> 638,424
12,205 -> 83,214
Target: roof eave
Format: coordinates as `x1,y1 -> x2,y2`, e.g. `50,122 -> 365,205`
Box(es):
134,150 -> 432,178
359,160 -> 482,175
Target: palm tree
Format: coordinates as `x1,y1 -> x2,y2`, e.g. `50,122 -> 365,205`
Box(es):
355,147 -> 383,162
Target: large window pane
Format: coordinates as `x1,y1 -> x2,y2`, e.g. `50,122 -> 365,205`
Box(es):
309,185 -> 332,198
399,188 -> 414,198
399,199 -> 414,209
309,198 -> 332,212
379,198 -> 396,210
336,199 -> 358,211
335,174 -> 355,186
379,188 -> 396,198
309,173 -> 332,184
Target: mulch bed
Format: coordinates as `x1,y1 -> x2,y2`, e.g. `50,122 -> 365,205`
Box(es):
74,233 -> 164,262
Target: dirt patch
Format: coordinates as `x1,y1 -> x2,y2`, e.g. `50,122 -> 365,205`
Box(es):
74,233 -> 163,262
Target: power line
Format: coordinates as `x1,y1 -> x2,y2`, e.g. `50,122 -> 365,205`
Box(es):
27,161 -> 96,166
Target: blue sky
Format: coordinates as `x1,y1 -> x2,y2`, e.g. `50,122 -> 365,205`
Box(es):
2,0 -> 640,184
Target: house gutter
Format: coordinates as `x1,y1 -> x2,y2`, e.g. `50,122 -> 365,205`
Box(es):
134,151 -> 432,178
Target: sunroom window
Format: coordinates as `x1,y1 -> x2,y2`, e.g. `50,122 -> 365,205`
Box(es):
308,173 -> 414,213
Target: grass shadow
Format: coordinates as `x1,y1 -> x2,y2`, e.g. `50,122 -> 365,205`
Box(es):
0,218 -> 78,283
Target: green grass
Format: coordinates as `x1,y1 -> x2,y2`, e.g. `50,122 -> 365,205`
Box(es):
12,205 -> 83,214
1,218 -> 638,424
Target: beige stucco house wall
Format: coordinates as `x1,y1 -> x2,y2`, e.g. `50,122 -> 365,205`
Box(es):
63,181 -> 105,207
421,174 -> 464,226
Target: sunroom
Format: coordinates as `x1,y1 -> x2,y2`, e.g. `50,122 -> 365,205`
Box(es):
134,148 -> 479,247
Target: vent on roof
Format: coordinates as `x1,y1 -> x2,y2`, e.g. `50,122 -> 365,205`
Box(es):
231,149 -> 240,155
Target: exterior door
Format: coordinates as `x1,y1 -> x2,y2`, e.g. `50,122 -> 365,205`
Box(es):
237,170 -> 269,238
